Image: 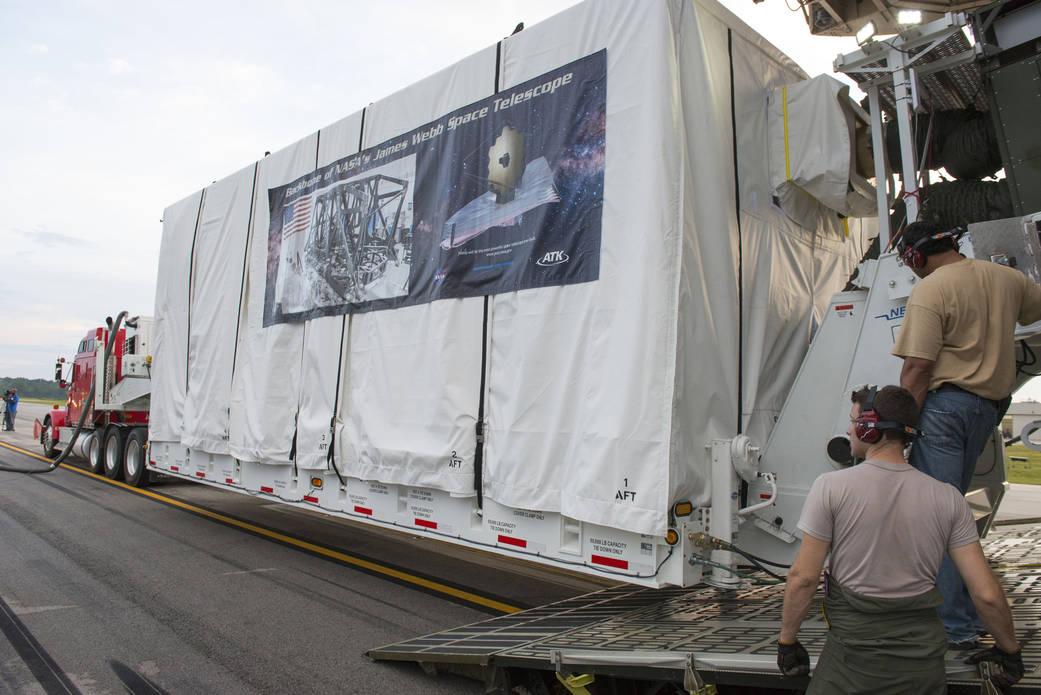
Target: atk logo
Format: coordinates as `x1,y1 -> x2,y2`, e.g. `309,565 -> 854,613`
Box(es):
874,306 -> 905,322
536,250 -> 569,266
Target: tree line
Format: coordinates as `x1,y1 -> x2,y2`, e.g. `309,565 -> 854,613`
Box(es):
0,377 -> 66,400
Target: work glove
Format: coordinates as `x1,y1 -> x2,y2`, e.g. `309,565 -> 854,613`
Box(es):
965,645 -> 1024,689
777,639 -> 810,677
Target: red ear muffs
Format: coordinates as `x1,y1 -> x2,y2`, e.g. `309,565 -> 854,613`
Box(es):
854,410 -> 884,444
902,246 -> 927,271
898,229 -> 959,271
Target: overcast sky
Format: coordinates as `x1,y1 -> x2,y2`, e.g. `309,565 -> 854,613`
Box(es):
3,1 -> 1036,399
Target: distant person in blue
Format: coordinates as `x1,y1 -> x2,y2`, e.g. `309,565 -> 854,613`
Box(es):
3,389 -> 17,431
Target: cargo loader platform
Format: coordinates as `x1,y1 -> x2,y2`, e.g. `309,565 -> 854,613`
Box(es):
369,522 -> 1041,693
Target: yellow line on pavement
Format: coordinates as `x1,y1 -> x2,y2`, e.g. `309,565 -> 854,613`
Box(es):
0,441 -> 56,463
0,440 -> 522,614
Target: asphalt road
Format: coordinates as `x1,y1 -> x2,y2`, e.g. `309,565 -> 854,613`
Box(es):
0,403 -> 610,694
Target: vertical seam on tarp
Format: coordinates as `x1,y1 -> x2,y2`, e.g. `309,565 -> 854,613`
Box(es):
290,132 -> 323,472
185,189 -> 206,394
728,28 -> 744,435
473,42 -> 504,508
327,111 -> 367,486
228,162 -> 260,450
230,162 -> 260,381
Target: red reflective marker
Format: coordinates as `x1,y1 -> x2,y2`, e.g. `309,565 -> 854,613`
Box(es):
498,535 -> 527,548
591,554 -> 628,570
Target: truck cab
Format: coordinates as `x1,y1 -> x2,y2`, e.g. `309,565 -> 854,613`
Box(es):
65,329 -> 101,426
35,317 -> 153,486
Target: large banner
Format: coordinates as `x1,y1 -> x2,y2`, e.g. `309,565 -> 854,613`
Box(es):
264,50 -> 606,326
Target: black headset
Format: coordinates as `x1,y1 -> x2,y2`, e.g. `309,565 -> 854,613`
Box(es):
853,386 -> 923,443
897,228 -> 960,271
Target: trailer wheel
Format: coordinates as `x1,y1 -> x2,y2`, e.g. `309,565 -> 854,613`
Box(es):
87,432 -> 105,474
123,429 -> 149,488
103,427 -> 126,480
40,417 -> 56,459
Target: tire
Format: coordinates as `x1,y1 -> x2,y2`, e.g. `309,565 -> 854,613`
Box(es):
103,427 -> 126,480
87,432 -> 105,474
123,428 -> 149,488
40,417 -> 56,459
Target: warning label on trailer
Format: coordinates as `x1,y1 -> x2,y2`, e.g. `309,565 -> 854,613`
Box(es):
834,304 -> 855,318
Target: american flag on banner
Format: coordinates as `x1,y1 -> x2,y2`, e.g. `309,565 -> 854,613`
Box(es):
283,194 -> 314,239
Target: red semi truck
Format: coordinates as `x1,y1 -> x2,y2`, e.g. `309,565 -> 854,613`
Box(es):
34,316 -> 154,486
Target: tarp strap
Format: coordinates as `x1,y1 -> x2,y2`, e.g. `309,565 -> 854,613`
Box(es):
289,420 -> 297,464
474,287 -> 491,507
185,189 -> 207,393
325,108 -> 366,487
290,134 -> 324,476
326,315 -> 348,487
230,161 -> 260,380
728,29 -> 744,436
473,42 -> 505,508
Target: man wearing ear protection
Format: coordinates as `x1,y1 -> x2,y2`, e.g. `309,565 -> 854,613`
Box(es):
777,386 -> 1022,693
891,220 -> 1041,646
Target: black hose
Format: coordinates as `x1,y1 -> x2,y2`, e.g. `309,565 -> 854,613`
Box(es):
1017,342 -> 1041,377
727,546 -> 788,581
0,311 -> 128,474
731,546 -> 792,569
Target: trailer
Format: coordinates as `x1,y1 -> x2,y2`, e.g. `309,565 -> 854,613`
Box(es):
144,0 -> 879,591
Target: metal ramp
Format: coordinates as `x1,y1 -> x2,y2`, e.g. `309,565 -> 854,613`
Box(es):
370,523 -> 1041,692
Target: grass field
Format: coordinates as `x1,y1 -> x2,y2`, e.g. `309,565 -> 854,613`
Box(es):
18,397 -> 65,406
1005,443 -> 1041,485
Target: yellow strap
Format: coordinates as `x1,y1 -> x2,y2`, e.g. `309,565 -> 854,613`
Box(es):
843,217 -> 850,238
555,672 -> 595,695
782,86 -> 791,182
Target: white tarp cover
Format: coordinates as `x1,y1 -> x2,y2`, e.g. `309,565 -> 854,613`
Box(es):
153,0 -> 873,536
181,164 -> 256,454
768,74 -> 877,228
150,191 -> 202,443
335,47 -> 495,493
228,135 -> 317,464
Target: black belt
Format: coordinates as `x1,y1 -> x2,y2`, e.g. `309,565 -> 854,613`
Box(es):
933,383 -> 1001,410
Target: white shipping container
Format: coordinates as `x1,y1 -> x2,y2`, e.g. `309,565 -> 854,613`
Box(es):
150,0 -> 875,587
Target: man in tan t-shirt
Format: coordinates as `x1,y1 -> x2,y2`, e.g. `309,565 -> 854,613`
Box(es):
891,220 -> 1041,646
777,385 -> 1022,693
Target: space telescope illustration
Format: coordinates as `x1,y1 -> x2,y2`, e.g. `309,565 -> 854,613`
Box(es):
440,126 -> 560,249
